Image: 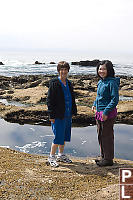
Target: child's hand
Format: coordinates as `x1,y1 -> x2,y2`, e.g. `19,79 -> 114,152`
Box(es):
92,106 -> 96,113
102,114 -> 108,121
50,119 -> 55,123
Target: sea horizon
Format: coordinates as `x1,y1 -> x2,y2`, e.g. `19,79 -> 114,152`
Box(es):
0,50 -> 133,77
1,50 -> 133,64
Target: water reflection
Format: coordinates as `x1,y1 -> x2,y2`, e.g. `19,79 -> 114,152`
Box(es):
0,118 -> 133,161
119,95 -> 133,101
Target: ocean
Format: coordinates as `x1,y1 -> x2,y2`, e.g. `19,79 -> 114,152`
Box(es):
0,51 -> 133,76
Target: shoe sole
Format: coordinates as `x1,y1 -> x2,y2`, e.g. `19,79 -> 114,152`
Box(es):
46,161 -> 59,168
56,159 -> 72,163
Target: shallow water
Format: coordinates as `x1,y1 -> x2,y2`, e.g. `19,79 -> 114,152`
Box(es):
0,119 -> 133,160
1,96 -> 133,108
0,99 -> 28,107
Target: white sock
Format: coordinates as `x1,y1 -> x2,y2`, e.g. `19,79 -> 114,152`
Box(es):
58,153 -> 63,157
50,154 -> 55,158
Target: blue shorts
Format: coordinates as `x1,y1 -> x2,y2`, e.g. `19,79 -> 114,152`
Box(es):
51,117 -> 72,145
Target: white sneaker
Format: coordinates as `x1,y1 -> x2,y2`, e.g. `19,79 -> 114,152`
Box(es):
48,156 -> 59,167
56,154 -> 72,163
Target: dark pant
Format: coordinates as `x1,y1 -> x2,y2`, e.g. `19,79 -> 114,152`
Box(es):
96,118 -> 115,160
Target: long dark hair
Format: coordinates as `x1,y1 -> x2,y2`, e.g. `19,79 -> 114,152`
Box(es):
96,60 -> 115,78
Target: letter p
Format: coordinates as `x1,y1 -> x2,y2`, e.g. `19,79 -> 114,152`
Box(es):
122,170 -> 132,182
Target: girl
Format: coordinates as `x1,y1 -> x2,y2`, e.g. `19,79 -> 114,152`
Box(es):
92,60 -> 120,166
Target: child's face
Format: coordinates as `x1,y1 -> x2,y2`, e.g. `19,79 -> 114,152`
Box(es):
98,64 -> 107,79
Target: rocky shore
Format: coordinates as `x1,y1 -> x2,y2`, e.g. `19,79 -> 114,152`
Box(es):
0,74 -> 133,126
0,147 -> 133,200
0,74 -> 133,199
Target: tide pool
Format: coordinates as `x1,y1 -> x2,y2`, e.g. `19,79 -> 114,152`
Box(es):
0,118 -> 132,161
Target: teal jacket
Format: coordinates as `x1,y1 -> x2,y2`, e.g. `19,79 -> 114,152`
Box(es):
93,77 -> 120,116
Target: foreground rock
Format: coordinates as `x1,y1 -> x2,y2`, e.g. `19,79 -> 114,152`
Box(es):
0,147 -> 133,200
0,74 -> 133,126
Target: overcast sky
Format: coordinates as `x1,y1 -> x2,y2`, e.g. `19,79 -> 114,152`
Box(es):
0,0 -> 133,62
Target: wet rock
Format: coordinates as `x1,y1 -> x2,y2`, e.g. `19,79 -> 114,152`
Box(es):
3,95 -> 12,100
71,59 -> 100,66
71,61 -> 80,65
121,85 -> 133,90
49,62 -> 56,64
37,97 -> 47,104
117,111 -> 133,124
0,84 -> 7,90
24,79 -> 42,89
0,90 -> 6,95
72,114 -> 96,126
79,60 -> 100,66
12,96 -> 30,102
41,80 -> 50,87
4,109 -> 49,125
34,61 -> 45,64
11,76 -> 28,84
7,90 -> 14,94
0,61 -> 4,65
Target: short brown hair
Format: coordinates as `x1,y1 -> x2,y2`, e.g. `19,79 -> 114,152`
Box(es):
57,61 -> 70,72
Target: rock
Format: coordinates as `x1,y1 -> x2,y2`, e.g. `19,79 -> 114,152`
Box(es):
12,96 -> 30,102
91,59 -> 100,66
71,59 -> 100,66
4,109 -> 49,125
49,62 -> 56,64
0,61 -> 4,65
24,79 -> 42,89
0,90 -> 6,95
34,61 -> 42,64
7,90 -> 14,94
0,83 -> 9,90
41,80 -> 50,87
71,61 -> 80,65
11,76 -> 28,84
121,85 -> 133,90
79,60 -> 100,66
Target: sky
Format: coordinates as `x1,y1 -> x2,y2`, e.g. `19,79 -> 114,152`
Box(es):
0,0 -> 133,62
